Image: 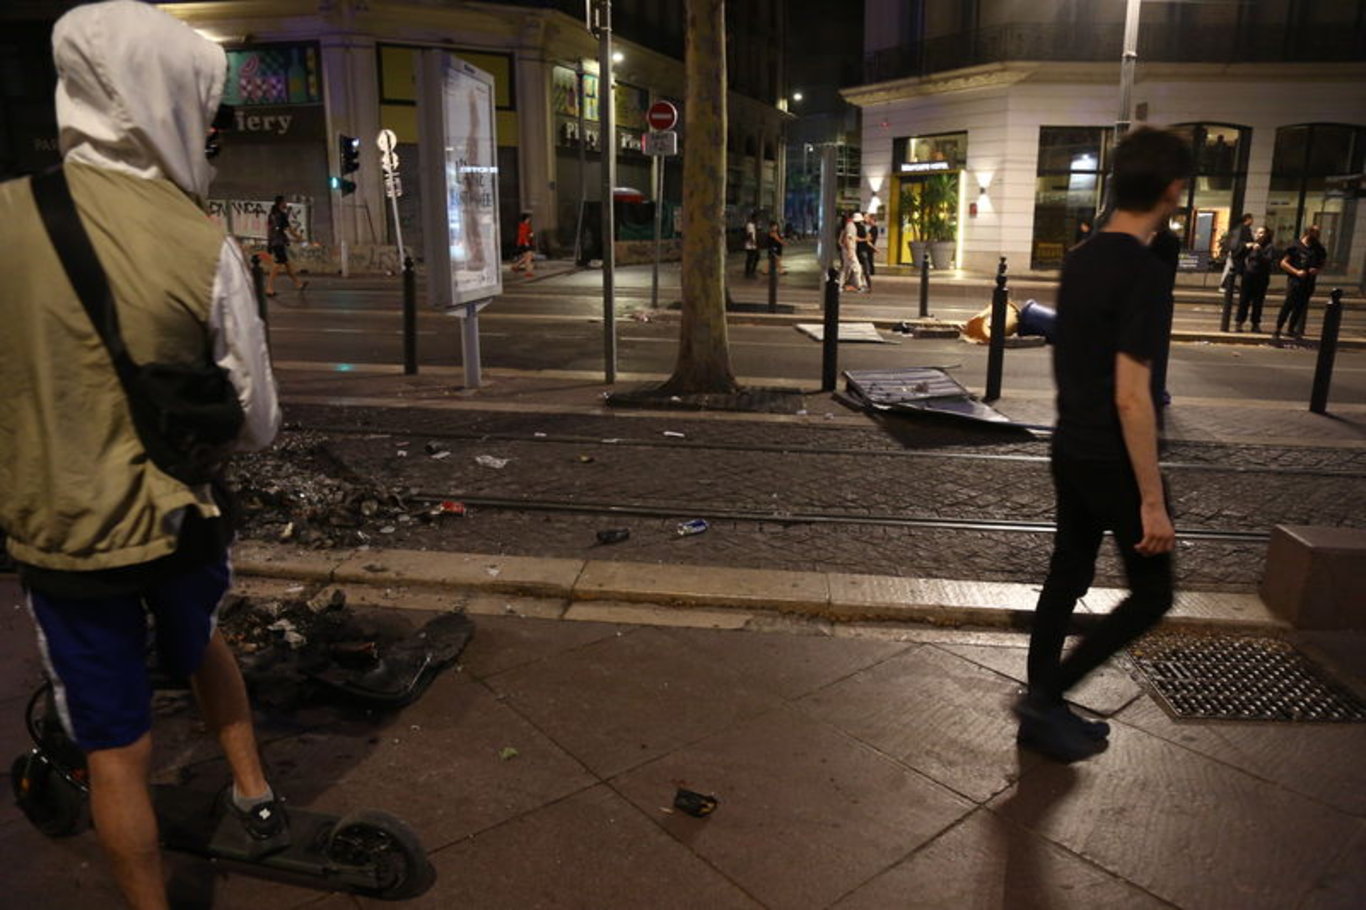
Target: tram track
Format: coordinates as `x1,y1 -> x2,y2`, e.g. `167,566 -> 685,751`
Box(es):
298,422 -> 1366,480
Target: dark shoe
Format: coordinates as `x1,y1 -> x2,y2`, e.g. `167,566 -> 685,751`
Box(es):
297,280 -> 309,292
1234,323 -> 1244,332
1014,695 -> 1106,763
215,787 -> 290,859
265,290 -> 277,298
1251,324 -> 1263,333
1070,710 -> 1110,740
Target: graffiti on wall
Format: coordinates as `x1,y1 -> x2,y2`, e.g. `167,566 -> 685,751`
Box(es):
208,199 -> 310,242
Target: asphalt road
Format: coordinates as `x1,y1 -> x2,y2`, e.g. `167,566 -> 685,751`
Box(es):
261,283 -> 1366,406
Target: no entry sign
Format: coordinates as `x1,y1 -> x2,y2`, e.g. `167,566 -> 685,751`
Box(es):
646,100 -> 678,131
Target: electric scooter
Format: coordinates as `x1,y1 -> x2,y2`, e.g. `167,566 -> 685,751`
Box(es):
11,681 -> 436,901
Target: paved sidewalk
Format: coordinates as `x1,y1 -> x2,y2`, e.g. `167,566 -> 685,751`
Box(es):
3,572 -> 1363,909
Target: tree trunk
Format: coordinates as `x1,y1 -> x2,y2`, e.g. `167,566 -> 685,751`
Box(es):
662,0 -> 738,395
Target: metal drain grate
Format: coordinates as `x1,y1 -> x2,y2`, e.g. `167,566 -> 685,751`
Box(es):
1128,632 -> 1366,722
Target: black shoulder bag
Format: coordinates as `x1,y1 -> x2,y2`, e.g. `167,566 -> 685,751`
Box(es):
30,166 -> 245,486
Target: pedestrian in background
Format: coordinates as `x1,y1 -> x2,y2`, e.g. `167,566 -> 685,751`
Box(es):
1016,126 -> 1189,764
512,211 -> 535,276
0,3 -> 287,906
265,195 -> 307,297
840,212 -> 866,292
1073,216 -> 1093,245
1236,226 -> 1276,333
1220,212 -> 1254,293
1274,224 -> 1326,341
743,211 -> 760,278
856,212 -> 876,291
763,219 -> 786,274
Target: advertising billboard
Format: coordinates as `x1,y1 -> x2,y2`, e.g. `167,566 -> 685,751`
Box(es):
436,56 -> 502,306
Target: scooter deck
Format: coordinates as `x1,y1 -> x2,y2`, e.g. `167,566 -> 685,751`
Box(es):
153,786 -> 344,877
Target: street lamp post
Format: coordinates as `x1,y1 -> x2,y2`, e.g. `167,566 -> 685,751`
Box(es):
591,0 -> 617,384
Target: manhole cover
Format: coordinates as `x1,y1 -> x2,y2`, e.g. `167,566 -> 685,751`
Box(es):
1128,632 -> 1366,722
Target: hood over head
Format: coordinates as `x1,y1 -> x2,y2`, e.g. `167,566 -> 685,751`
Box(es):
53,0 -> 226,201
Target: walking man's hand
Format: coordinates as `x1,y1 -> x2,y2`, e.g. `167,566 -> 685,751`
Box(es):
1136,502 -> 1176,555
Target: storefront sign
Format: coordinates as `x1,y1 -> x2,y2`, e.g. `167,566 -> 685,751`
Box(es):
228,105 -> 326,142
899,160 -> 951,173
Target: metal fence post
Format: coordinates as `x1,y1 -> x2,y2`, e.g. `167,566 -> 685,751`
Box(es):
1220,271 -> 1235,333
918,250 -> 930,318
403,255 -> 417,375
984,256 -> 1008,402
768,246 -> 778,313
1310,288 -> 1343,414
250,253 -> 267,324
821,267 -> 841,392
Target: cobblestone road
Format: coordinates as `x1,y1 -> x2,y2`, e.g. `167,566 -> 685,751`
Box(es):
235,403 -> 1366,591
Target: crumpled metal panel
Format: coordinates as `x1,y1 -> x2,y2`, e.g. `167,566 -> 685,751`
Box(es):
843,368 -> 1017,425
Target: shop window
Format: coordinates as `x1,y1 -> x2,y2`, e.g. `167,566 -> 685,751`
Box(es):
1167,123 -> 1249,269
1268,123 -> 1365,273
1030,126 -> 1109,269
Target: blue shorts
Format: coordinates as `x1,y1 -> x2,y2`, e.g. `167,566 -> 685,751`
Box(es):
27,553 -> 232,752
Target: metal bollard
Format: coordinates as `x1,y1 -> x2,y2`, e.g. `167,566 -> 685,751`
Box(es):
249,253 -> 267,324
1309,288 -> 1343,414
821,267 -> 841,392
402,255 -> 417,375
984,256 -> 1009,402
1220,272 -> 1235,333
919,250 -> 930,318
768,246 -> 778,314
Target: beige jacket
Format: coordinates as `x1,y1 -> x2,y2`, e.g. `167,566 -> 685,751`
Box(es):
0,1 -> 279,572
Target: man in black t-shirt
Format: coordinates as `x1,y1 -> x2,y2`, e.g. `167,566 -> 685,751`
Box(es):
1274,225 -> 1327,341
1016,127 -> 1190,763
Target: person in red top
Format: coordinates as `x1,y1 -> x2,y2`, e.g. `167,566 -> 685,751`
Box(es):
512,211 -> 535,276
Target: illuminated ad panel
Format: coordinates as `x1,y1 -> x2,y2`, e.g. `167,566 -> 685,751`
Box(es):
441,58 -> 502,305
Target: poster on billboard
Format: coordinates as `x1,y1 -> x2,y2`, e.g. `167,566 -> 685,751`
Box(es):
435,57 -> 502,306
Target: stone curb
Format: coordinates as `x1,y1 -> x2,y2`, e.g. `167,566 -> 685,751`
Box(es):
232,542 -> 1287,635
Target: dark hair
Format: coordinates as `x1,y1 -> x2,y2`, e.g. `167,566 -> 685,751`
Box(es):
1241,212 -> 1254,222
1111,127 -> 1193,213
274,195 -> 285,206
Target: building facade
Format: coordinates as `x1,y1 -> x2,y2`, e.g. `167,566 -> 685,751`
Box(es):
1,0 -> 789,265
846,0 -> 1366,280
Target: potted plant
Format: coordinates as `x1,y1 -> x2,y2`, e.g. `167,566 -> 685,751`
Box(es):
900,184 -> 929,268
922,173 -> 958,270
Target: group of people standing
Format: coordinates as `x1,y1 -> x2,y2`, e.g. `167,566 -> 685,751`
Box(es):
1220,212 -> 1328,340
838,210 -> 878,293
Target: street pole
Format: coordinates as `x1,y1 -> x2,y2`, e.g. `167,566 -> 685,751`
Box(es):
651,150 -> 663,309
984,256 -> 1008,402
1099,0 -> 1142,226
574,62 -> 587,265
594,0 -> 617,383
816,145 -> 837,285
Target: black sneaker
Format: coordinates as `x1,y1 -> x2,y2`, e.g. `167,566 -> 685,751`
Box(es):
215,787 -> 290,858
1014,695 -> 1107,763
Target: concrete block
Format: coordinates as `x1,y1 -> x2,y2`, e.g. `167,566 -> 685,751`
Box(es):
1260,525 -> 1366,630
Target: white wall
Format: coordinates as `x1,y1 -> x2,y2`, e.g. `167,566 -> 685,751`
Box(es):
859,68 -> 1366,277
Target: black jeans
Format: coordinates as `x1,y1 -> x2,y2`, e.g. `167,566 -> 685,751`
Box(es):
1237,274 -> 1269,327
1276,279 -> 1314,335
1027,455 -> 1174,701
744,248 -> 759,277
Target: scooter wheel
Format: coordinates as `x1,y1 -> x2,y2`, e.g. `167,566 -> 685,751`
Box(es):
10,751 -> 88,838
326,809 -> 435,900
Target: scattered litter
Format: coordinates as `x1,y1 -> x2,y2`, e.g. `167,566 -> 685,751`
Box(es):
435,501 -> 467,517
602,438 -> 622,444
430,451 -> 452,460
795,322 -> 895,343
279,521 -> 296,542
424,442 -> 447,456
669,396 -> 682,403
475,455 -> 510,469
534,432 -> 548,438
306,588 -> 347,615
596,528 -> 631,544
499,746 -> 520,761
630,310 -> 651,322
577,454 -> 596,463
363,563 -> 386,573
676,519 -> 709,537
486,566 -> 502,577
285,584 -> 306,594
673,788 -> 718,817
796,409 -> 808,416
410,724 -> 422,732
396,450 -> 409,458
663,431 -> 686,438
843,368 -> 1022,427
267,619 -> 307,650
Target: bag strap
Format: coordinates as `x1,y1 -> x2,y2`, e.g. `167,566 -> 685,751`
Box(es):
29,166 -> 140,386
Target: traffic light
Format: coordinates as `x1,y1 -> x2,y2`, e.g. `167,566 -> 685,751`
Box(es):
339,133 -> 360,173
333,133 -> 360,195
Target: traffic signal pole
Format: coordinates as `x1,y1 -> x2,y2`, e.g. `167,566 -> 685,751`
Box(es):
593,0 -> 617,384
